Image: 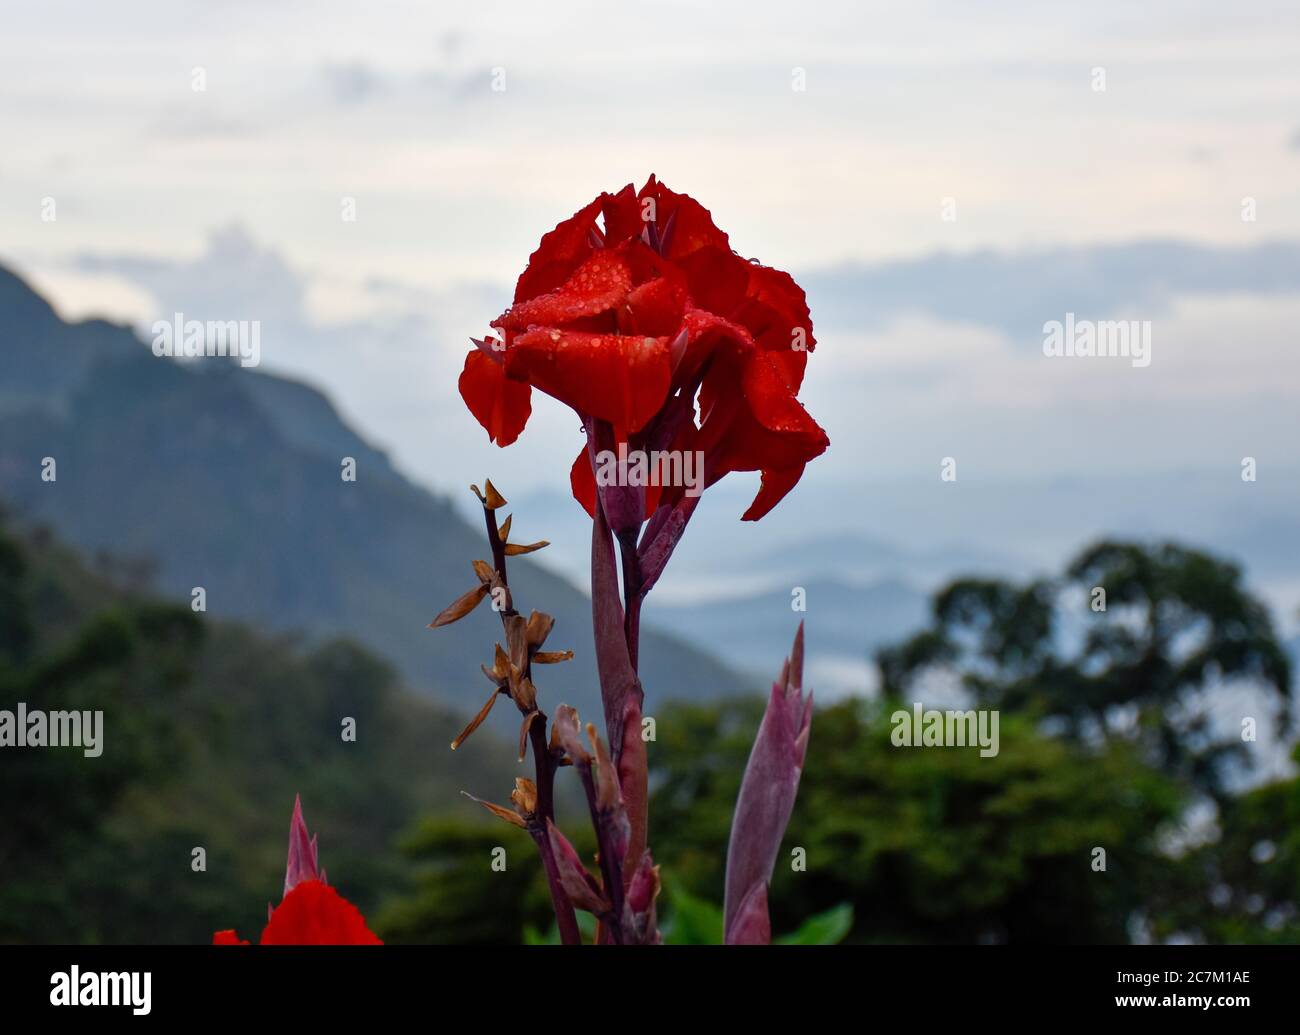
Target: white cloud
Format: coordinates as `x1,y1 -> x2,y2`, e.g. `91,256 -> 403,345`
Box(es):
2,0 -> 1300,285
803,292 -> 1300,484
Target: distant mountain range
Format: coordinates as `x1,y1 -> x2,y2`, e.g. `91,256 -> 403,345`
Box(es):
647,576 -> 930,697
0,265 -> 751,719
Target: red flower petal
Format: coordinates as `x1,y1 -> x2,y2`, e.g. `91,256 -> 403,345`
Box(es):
640,178 -> 750,315
212,929 -> 249,946
506,330 -> 672,434
570,445 -> 597,518
743,349 -> 821,438
498,251 -> 632,331
678,307 -> 755,388
734,264 -> 817,359
466,178 -> 828,527
617,275 -> 688,337
513,195 -> 605,303
600,183 -> 643,247
680,247 -> 751,319
741,464 -> 808,522
696,349 -> 828,519
458,349 -> 532,446
260,879 -> 382,945
640,177 -> 732,260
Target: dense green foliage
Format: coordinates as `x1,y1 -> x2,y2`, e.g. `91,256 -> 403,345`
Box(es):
3,515 -> 1296,944
0,518 -> 501,944
382,540 -> 1298,945
652,698 -> 1184,942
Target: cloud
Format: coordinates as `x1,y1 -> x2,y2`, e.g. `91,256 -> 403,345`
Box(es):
806,241 -> 1300,343
43,228 -> 1300,531
75,225 -> 308,330
60,226 -> 551,495
321,62 -> 385,105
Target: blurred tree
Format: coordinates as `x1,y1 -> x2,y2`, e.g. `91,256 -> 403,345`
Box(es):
375,818 -> 555,944
1151,742 -> 1300,943
877,540 -> 1292,798
648,697 -> 1184,943
0,518 -> 501,944
0,525 -> 200,941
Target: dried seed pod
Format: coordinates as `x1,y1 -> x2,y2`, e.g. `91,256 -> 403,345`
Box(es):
504,539 -> 549,556
483,480 -> 507,510
428,583 -> 489,628
510,777 -> 538,817
450,688 -> 503,751
462,790 -> 526,829
551,704 -> 590,765
524,610 -> 555,651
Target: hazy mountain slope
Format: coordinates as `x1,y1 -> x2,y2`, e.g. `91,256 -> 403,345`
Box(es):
0,265 -> 751,717
0,516 -> 512,943
647,576 -> 929,692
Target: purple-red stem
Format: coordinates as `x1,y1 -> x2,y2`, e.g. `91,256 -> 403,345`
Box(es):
617,528 -> 643,672
577,763 -> 626,944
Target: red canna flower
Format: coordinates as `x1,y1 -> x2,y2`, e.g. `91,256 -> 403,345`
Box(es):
258,879 -> 382,946
212,795 -> 382,946
447,185 -> 824,950
458,176 -> 828,523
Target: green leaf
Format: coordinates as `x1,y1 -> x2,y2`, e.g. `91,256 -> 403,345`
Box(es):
775,903 -> 854,945
522,923 -> 555,945
663,884 -> 724,945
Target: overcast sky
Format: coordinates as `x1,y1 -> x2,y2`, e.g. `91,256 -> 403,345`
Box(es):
2,0 -> 1298,534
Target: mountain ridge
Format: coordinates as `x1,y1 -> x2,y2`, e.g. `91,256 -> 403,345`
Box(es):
0,263 -> 752,717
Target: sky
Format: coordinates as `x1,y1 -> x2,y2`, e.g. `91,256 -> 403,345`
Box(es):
2,0 -> 1298,623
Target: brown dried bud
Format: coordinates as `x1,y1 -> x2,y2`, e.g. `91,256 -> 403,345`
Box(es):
470,481 -> 507,510
480,643 -> 512,688
462,790 -> 526,829
504,614 -> 529,676
550,704 -> 590,765
504,539 -> 549,556
428,583 -> 489,628
511,675 -> 538,712
517,709 -> 541,762
524,610 -> 555,651
450,687 -> 502,751
510,777 -> 538,818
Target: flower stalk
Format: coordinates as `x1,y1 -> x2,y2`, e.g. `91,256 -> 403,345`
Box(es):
441,176 -> 827,944
437,482 -> 580,944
